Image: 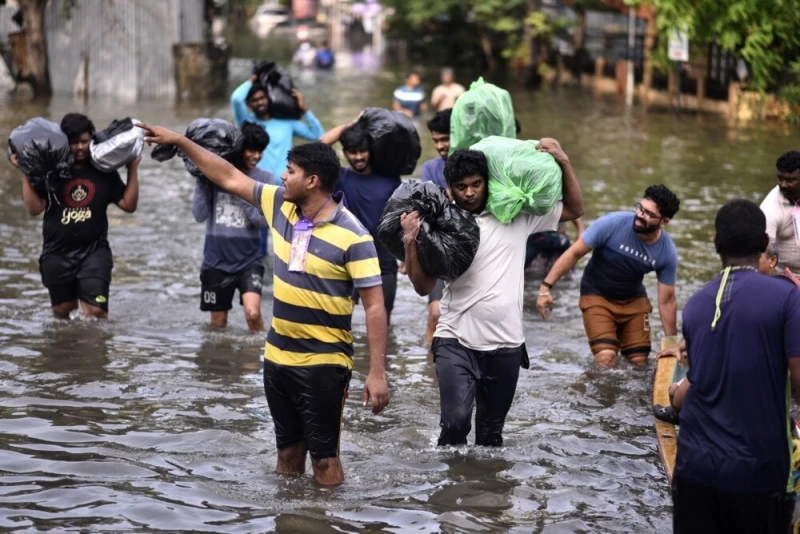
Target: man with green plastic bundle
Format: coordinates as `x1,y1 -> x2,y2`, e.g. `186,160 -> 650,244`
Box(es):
401,142 -> 583,447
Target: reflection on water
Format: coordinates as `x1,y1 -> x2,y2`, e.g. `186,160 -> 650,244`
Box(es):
0,50 -> 798,532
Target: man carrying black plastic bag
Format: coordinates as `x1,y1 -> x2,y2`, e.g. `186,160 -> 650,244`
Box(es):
402,142 -> 583,446
10,113 -> 140,319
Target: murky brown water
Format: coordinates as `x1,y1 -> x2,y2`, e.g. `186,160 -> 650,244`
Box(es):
0,50 -> 798,533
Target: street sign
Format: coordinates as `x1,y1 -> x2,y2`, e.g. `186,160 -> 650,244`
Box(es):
668,27 -> 689,62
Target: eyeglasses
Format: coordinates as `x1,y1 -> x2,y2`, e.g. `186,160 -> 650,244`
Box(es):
634,202 -> 662,220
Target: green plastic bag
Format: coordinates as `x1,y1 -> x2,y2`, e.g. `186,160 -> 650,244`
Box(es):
471,136 -> 563,223
449,77 -> 515,154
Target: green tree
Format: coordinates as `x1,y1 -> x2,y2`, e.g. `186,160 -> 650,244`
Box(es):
650,0 -> 800,92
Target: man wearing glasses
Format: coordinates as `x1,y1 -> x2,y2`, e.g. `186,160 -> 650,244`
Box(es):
536,185 -> 680,367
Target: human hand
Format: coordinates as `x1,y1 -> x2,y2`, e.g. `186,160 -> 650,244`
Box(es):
398,261 -> 407,275
126,154 -> 142,170
536,289 -> 554,320
400,211 -> 421,241
537,138 -> 569,166
656,344 -> 685,363
292,89 -> 307,113
363,371 -> 390,414
135,122 -> 183,147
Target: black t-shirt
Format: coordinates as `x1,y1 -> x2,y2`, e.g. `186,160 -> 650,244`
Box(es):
41,165 -> 126,258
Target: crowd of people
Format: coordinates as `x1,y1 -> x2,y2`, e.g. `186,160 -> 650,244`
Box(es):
9,63 -> 800,531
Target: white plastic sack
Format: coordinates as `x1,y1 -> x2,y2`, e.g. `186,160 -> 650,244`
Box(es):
90,117 -> 144,172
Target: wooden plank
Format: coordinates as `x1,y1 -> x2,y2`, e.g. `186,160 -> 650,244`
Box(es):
654,337 -> 680,483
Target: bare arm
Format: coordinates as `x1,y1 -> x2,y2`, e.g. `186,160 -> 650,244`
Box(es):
401,212 -> 437,296
791,358 -> 800,404
358,284 -> 390,414
657,282 -> 678,336
536,138 -> 583,222
137,123 -> 257,205
536,238 -> 593,319
319,120 -> 355,145
116,156 -> 140,213
671,377 -> 689,413
431,87 -> 443,110
12,155 -> 47,216
572,217 -> 585,239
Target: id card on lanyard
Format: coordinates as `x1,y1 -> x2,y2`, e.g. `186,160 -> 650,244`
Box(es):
793,205 -> 800,244
288,218 -> 313,273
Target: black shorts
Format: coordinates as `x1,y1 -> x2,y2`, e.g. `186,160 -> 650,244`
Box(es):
428,279 -> 445,304
263,360 -> 351,459
200,264 -> 264,312
672,475 -> 794,533
39,246 -> 113,311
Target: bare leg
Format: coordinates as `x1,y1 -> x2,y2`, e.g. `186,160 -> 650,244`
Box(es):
79,301 -> 107,320
627,354 -> 648,367
276,442 -> 307,475
242,292 -> 264,332
311,456 -> 344,486
210,311 -> 228,328
424,301 -> 441,346
52,300 -> 79,319
594,349 -> 618,368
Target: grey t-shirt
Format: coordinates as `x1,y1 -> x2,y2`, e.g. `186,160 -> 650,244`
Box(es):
435,204 -> 563,350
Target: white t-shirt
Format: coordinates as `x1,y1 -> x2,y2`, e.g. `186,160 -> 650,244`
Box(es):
431,83 -> 466,111
761,186 -> 800,273
435,204 -> 563,350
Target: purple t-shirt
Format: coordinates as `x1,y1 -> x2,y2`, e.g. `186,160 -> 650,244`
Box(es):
421,157 -> 446,190
675,270 -> 800,493
581,211 -> 677,300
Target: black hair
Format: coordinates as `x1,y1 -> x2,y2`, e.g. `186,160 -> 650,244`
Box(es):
427,109 -> 451,135
286,142 -> 341,193
444,149 -> 488,186
643,184 -> 680,219
60,113 -> 95,141
715,199 -> 766,260
246,83 -> 267,102
406,70 -> 420,79
240,122 -> 269,152
340,125 -> 370,153
777,150 -> 800,174
515,118 -> 522,135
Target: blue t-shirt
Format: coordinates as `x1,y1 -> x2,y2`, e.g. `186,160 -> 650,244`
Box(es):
192,167 -> 272,273
336,168 -> 401,274
675,270 -> 800,494
421,157 -> 446,190
580,211 -> 677,300
393,85 -> 425,118
231,80 -> 325,184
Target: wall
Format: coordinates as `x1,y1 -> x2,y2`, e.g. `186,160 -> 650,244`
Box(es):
44,0 -> 206,100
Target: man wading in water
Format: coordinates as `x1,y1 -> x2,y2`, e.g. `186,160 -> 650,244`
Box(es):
670,200 -> 800,533
537,185 -> 680,367
402,145 -> 583,446
11,113 -> 140,319
138,123 -> 389,485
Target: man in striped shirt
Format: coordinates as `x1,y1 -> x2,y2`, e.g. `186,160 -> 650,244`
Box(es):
137,123 -> 390,486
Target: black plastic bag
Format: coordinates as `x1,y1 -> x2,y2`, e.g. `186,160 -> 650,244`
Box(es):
253,60 -> 303,119
8,118 -> 73,195
377,181 -> 480,281
150,118 -> 243,179
358,107 -> 421,177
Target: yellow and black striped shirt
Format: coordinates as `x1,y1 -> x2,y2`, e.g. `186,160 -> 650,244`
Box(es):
256,184 -> 381,369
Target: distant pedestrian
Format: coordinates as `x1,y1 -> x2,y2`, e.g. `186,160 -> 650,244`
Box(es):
392,70 -> 427,119
315,41 -> 335,69
431,67 -> 465,112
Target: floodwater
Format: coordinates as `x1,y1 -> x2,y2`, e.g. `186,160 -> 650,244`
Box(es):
0,51 -> 798,533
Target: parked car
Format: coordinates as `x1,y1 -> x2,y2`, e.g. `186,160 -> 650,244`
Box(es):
249,2 -> 290,39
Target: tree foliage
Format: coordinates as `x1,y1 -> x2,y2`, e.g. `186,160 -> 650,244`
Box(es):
650,0 -> 800,92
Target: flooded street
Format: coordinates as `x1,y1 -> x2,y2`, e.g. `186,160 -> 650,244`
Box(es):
0,55 -> 798,532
